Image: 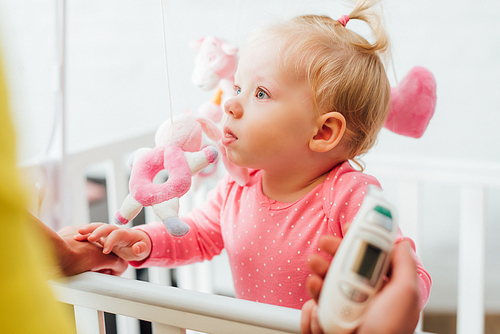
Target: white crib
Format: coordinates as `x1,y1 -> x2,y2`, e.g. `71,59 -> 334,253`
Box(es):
26,127 -> 496,334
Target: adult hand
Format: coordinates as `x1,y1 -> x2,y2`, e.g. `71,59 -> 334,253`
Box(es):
29,213 -> 128,276
356,240 -> 420,334
75,223 -> 152,262
57,225 -> 128,276
301,235 -> 420,334
301,235 -> 341,334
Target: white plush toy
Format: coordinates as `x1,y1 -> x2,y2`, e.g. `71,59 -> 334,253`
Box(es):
114,113 -> 220,237
190,36 -> 238,123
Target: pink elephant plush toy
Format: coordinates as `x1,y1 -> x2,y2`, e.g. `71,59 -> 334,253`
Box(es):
114,113 -> 221,237
190,36 -> 238,123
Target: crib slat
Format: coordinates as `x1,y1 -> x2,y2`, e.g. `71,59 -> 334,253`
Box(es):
74,305 -> 106,334
106,156 -> 140,334
116,314 -> 141,334
397,179 -> 423,331
106,157 -> 130,225
397,179 -> 421,252
457,185 -> 485,334
116,266 -> 141,334
152,322 -> 186,334
71,168 -> 90,226
148,266 -> 172,286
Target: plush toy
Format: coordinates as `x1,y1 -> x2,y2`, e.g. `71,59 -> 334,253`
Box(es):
216,66 -> 438,187
114,113 -> 221,237
190,36 -> 238,123
384,66 -> 437,138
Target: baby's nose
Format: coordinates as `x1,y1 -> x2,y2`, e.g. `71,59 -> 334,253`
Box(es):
224,97 -> 243,118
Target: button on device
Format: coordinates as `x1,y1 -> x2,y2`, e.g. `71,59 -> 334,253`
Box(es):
339,281 -> 355,299
339,281 -> 369,303
366,206 -> 393,231
351,289 -> 369,303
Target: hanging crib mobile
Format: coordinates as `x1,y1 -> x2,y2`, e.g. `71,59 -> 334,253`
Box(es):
113,1 -> 222,237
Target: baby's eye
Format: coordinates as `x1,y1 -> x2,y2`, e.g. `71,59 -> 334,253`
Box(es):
235,86 -> 241,95
256,88 -> 270,99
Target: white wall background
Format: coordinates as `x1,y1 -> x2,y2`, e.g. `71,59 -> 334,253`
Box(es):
1,0 -> 499,313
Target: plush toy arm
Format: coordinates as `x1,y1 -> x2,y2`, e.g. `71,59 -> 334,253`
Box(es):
127,148 -> 153,168
152,198 -> 190,237
115,194 -> 143,225
185,146 -> 219,176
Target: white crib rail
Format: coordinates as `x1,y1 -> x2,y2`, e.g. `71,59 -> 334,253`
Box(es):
364,156 -> 500,334
51,272 -> 302,334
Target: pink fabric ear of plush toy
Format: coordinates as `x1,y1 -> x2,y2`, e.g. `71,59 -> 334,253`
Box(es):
190,36 -> 238,123
115,113 -> 219,237
384,66 -> 437,138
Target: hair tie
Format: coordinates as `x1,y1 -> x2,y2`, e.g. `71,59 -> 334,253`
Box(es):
338,15 -> 350,27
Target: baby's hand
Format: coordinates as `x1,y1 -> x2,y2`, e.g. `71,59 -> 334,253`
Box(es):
75,223 -> 152,262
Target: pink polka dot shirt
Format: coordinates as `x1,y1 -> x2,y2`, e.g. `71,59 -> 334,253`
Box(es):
130,161 -> 431,310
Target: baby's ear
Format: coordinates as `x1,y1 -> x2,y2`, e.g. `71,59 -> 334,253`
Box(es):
309,112 -> 346,153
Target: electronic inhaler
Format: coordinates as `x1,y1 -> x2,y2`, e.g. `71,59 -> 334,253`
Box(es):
318,185 -> 398,334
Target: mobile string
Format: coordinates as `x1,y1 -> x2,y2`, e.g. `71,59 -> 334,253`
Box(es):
160,0 -> 174,124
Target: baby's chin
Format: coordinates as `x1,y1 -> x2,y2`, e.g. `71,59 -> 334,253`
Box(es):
225,151 -> 253,169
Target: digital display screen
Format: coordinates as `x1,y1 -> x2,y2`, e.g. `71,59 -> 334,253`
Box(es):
353,243 -> 383,281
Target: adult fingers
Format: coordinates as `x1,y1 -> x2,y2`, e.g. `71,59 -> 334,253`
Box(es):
308,253 -> 331,278
340,221 -> 352,237
301,300 -> 324,334
318,235 -> 341,257
91,252 -> 128,276
99,255 -> 128,276
391,241 -> 417,281
73,233 -> 91,241
300,300 -> 314,334
306,274 -> 323,302
309,303 -> 323,334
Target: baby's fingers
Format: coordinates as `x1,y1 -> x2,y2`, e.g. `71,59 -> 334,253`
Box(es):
86,224 -> 120,243
132,241 -> 150,258
77,222 -> 106,235
75,223 -> 108,243
101,229 -> 148,261
73,233 -> 90,241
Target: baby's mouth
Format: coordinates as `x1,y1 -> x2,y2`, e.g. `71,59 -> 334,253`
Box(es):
224,127 -> 237,139
222,127 -> 238,146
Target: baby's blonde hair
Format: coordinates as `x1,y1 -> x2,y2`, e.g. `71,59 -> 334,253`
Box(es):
245,0 -> 391,169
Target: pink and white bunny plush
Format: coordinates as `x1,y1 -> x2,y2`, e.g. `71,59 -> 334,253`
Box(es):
115,113 -> 220,237
191,36 -> 238,123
